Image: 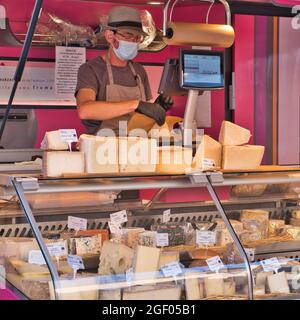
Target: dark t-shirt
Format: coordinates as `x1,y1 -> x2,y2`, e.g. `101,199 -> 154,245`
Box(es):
75,56 -> 152,134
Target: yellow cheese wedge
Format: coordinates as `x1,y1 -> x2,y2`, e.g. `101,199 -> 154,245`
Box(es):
127,112 -> 156,133
148,116 -> 183,139
219,121 -> 251,146
9,259 -> 50,279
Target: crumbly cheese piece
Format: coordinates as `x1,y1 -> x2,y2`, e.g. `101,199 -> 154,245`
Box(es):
111,228 -> 145,248
123,285 -> 181,300
134,246 -> 161,275
185,273 -> 204,300
41,130 -> 69,150
159,251 -> 179,268
138,231 -> 157,247
119,137 -> 158,173
79,134 -> 119,174
240,210 -> 269,238
268,220 -> 285,237
192,135 -> 222,171
222,145 -> 265,170
43,151 -> 85,177
98,241 -> 134,275
267,272 -> 290,294
72,235 -> 102,255
292,210 -> 300,219
219,121 -> 251,146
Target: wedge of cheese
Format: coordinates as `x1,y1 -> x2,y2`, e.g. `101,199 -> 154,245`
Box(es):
148,116 -> 183,139
156,146 -> 193,174
123,285 -> 181,300
134,246 -> 161,275
8,259 -> 50,279
41,130 -> 69,150
219,121 -> 251,146
192,135 -> 222,171
204,275 -> 225,298
127,112 -> 156,134
267,272 -> 290,294
119,137 -> 158,173
159,251 -> 180,268
222,145 -> 265,170
185,273 -> 204,300
43,151 -> 85,177
79,134 -> 119,174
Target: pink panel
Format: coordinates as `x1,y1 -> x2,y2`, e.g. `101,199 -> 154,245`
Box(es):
0,289 -> 19,300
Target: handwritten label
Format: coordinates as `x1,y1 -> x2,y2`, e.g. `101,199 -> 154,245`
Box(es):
202,158 -> 216,168
68,216 -> 87,231
110,210 -> 128,225
28,250 -> 46,265
245,248 -> 255,262
108,221 -> 123,235
162,209 -> 171,223
206,256 -> 225,272
196,230 -> 217,245
67,255 -> 85,270
156,233 -> 169,247
59,129 -> 78,143
126,267 -> 135,283
260,257 -> 281,272
47,242 -> 67,257
161,261 -> 182,278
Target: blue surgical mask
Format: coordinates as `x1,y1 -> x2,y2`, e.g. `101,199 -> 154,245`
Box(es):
113,40 -> 139,61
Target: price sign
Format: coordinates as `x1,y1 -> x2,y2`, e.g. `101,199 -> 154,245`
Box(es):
28,250 -> 46,265
163,209 -> 171,223
68,216 -> 87,231
67,255 -> 85,270
161,262 -> 182,278
196,230 -> 217,245
260,257 -> 281,272
156,233 -> 169,247
126,267 -> 135,283
245,248 -> 255,262
47,242 -> 67,257
206,256 -> 225,272
59,129 -> 78,143
108,221 -> 123,235
110,210 -> 128,225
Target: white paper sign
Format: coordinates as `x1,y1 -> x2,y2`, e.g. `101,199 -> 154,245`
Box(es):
196,230 -> 216,245
67,255 -> 85,270
110,210 -> 128,225
202,158 -> 216,168
59,129 -> 78,143
245,248 -> 255,262
108,221 -> 123,235
126,267 -> 135,283
161,261 -> 182,278
163,209 -> 171,223
0,265 -> 6,290
28,250 -> 46,265
156,233 -> 169,247
68,216 -> 87,231
206,256 -> 225,272
47,242 -> 67,257
55,46 -> 86,98
260,257 -> 281,272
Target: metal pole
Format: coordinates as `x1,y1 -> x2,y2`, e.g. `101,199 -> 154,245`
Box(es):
0,0 -> 43,144
143,188 -> 167,211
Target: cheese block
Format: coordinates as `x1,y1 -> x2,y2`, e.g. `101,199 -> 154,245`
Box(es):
98,241 -> 134,275
79,134 -> 118,174
156,146 -> 193,174
123,285 -> 181,300
138,231 -> 157,247
159,251 -> 180,268
204,275 -> 225,297
215,219 -> 244,233
231,184 -> 267,197
99,289 -> 121,300
268,220 -> 285,237
224,279 -> 236,296
77,229 -> 109,243
240,231 -> 263,243
43,151 -> 85,177
256,271 -> 273,287
69,235 -> 102,255
219,121 -> 251,146
119,137 -> 157,173
148,116 -> 183,139
222,145 -> 265,170
292,210 -> 300,219
192,135 -> 222,171
0,238 -> 38,261
240,210 -> 269,238
8,259 -> 50,279
185,274 -> 204,300
41,130 -> 69,150
134,246 -> 161,275
267,272 -> 290,294
111,228 -> 145,248
127,112 -> 156,133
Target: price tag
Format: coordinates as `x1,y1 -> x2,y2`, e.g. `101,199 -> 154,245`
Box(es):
260,257 -> 281,272
156,233 -> 169,247
206,256 -> 225,272
202,158 -> 216,168
67,255 -> 85,270
68,216 -> 87,231
47,242 -> 67,257
126,267 -> 135,283
28,250 -> 46,265
245,248 -> 255,262
196,230 -> 216,245
110,210 -> 128,225
161,261 -> 182,278
0,265 -> 6,290
162,209 -> 171,223
59,129 -> 78,143
108,221 -> 123,235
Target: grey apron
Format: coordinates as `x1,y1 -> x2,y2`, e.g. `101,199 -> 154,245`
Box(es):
97,55 -> 146,136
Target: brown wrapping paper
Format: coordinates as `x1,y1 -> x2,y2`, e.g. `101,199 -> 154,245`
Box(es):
164,22 -> 235,48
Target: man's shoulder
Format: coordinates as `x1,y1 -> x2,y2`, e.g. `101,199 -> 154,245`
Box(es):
80,56 -> 106,72
130,61 -> 146,75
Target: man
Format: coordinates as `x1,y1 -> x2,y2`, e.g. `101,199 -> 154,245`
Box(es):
75,6 -> 172,136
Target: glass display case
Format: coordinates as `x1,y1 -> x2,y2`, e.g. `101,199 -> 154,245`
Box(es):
1,168 -> 300,300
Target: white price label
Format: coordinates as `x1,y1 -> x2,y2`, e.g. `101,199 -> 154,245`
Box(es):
67,255 -> 85,270
196,230 -> 216,245
108,221 -> 123,235
163,209 -> 171,223
47,242 -> 67,257
206,256 -> 225,272
126,267 -> 134,283
59,129 -> 78,143
161,261 -> 182,278
0,265 -> 6,289
110,210 -> 128,225
260,257 -> 281,272
202,158 -> 216,168
245,248 -> 255,262
28,250 -> 46,265
68,216 -> 87,231
156,233 -> 169,247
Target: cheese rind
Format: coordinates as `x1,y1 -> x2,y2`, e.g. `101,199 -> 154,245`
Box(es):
41,130 -> 69,150
222,145 -> 265,170
219,121 -> 251,146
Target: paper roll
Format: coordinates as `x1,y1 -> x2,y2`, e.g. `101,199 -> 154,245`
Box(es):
164,22 -> 235,48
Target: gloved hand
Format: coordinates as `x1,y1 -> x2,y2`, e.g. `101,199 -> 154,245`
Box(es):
136,101 -> 166,126
154,94 -> 174,111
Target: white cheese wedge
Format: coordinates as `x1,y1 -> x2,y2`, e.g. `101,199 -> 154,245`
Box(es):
119,137 -> 158,173
123,285 -> 181,300
134,246 -> 161,277
222,145 -> 265,170
41,130 -> 69,150
219,121 -> 251,146
256,271 -> 273,287
192,135 -> 222,171
267,272 -> 290,294
185,273 -> 204,300
204,275 -> 225,298
43,151 -> 85,177
79,134 -> 119,174
224,279 -> 236,296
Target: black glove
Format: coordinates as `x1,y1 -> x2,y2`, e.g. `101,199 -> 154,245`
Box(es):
154,94 -> 174,111
136,101 -> 166,126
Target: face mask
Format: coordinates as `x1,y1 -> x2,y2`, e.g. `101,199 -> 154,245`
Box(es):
113,40 -> 139,61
